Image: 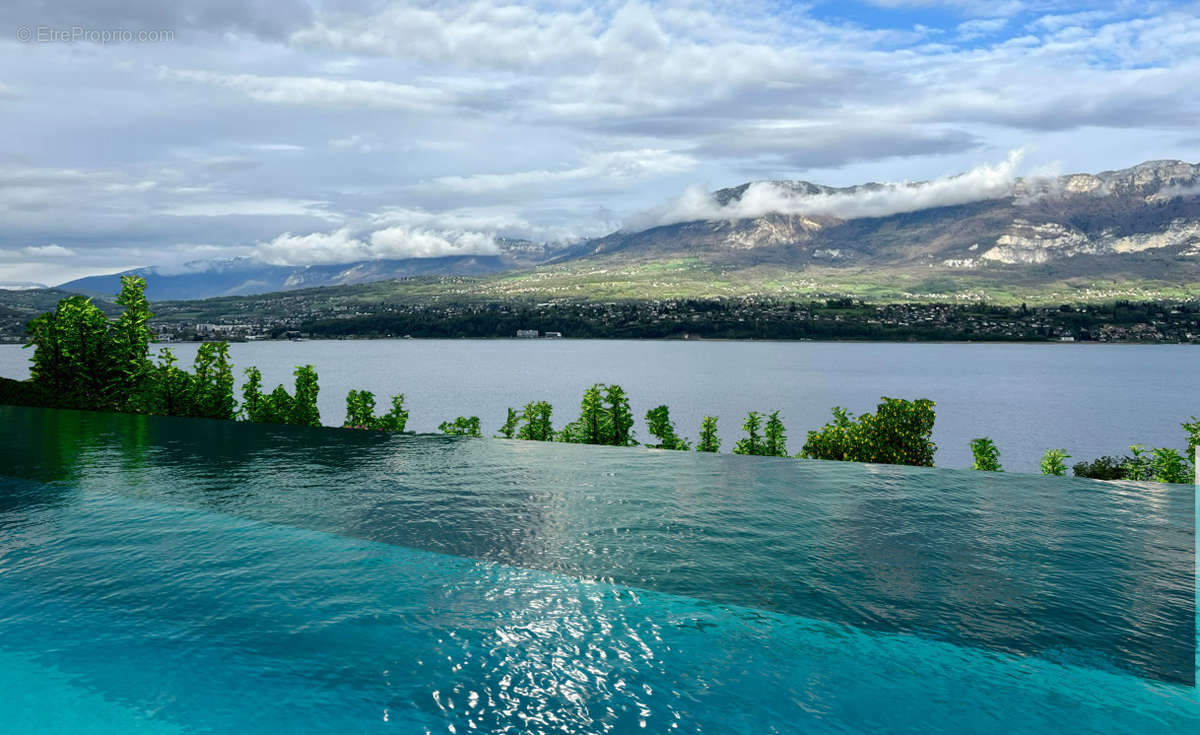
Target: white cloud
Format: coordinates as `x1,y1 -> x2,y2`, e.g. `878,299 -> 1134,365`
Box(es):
431,149 -> 696,193
23,244 -> 76,257
255,227 -> 367,265
166,69 -> 452,111
628,149 -> 1030,230
254,225 -> 500,265
368,227 -> 499,259
159,198 -> 339,219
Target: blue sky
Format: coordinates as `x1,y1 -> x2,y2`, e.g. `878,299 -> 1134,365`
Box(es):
1,0 -> 1198,284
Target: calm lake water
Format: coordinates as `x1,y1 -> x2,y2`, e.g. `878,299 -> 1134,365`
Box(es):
2,339 -> 1197,471
0,406 -> 1195,733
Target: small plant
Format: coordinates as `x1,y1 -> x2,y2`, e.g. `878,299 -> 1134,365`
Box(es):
696,416 -> 721,453
343,389 -> 378,427
496,407 -> 520,438
969,438 -> 1002,471
645,405 -> 690,450
377,394 -> 409,432
763,410 -> 788,457
517,401 -> 555,441
1124,445 -> 1153,481
733,411 -> 764,455
243,365 -> 322,426
1149,447 -> 1190,484
1183,416 -> 1199,470
1040,448 -> 1070,476
439,416 -> 482,437
341,389 -> 407,431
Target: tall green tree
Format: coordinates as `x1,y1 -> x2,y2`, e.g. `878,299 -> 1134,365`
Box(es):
696,416 -> 721,453
496,407 -> 520,438
147,347 -> 193,417
190,342 -> 235,420
517,401 -> 555,441
580,384 -> 607,444
604,384 -> 636,446
241,367 -> 265,422
645,405 -> 689,450
377,394 -> 409,432
241,365 -> 321,426
559,384 -> 608,443
25,295 -> 118,409
763,410 -> 788,457
343,389 -> 378,427
111,275 -> 155,408
291,365 -> 321,427
733,411 -> 764,455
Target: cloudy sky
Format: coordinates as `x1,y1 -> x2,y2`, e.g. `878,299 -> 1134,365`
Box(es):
1,0 -> 1198,285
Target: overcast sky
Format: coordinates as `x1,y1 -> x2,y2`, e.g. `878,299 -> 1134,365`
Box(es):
2,0 -> 1198,285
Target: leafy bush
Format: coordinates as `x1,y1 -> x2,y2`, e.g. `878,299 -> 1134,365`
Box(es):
763,411 -> 788,457
517,401 -> 555,441
496,407 -> 520,438
695,416 -> 720,453
1127,445 -> 1191,484
1040,449 -> 1070,476
439,416 -> 482,437
343,389 -> 378,428
376,394 -> 410,432
1183,416 -> 1199,468
343,389 -> 408,431
243,365 -> 322,426
558,384 -> 636,445
733,411 -> 764,455
969,438 -> 1002,471
645,405 -> 689,450
800,398 -> 936,467
1072,456 -> 1128,480
142,344 -> 236,420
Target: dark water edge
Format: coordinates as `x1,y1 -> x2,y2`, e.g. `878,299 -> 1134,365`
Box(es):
4,339 -> 1200,472
0,404 -> 1193,685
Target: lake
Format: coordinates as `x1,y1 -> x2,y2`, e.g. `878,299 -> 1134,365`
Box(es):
1,339 -> 1197,471
0,405 -> 1195,733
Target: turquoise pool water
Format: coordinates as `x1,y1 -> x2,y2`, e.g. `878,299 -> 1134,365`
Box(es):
0,405 -> 1196,733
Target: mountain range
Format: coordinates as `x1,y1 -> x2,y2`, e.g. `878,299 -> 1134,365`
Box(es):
57,238 -> 558,301
49,159 -> 1200,304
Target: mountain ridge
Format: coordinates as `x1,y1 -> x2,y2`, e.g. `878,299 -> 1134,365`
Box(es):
50,159 -> 1200,302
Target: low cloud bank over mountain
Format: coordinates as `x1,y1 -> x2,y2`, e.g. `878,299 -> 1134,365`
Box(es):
626,151 -> 1033,230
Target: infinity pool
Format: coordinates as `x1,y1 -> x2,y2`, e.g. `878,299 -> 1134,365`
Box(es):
0,406 -> 1196,733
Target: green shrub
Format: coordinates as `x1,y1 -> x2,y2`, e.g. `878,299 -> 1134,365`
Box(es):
496,407 -> 520,439
243,365 -> 322,426
695,416 -> 720,453
439,415 -> 481,437
343,390 -> 408,431
1072,456 -> 1128,480
1148,447 -> 1190,484
1040,449 -> 1070,476
517,401 -> 555,441
763,411 -> 788,457
800,398 -> 936,467
733,411 -> 764,455
969,438 -> 1002,471
645,405 -> 690,450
